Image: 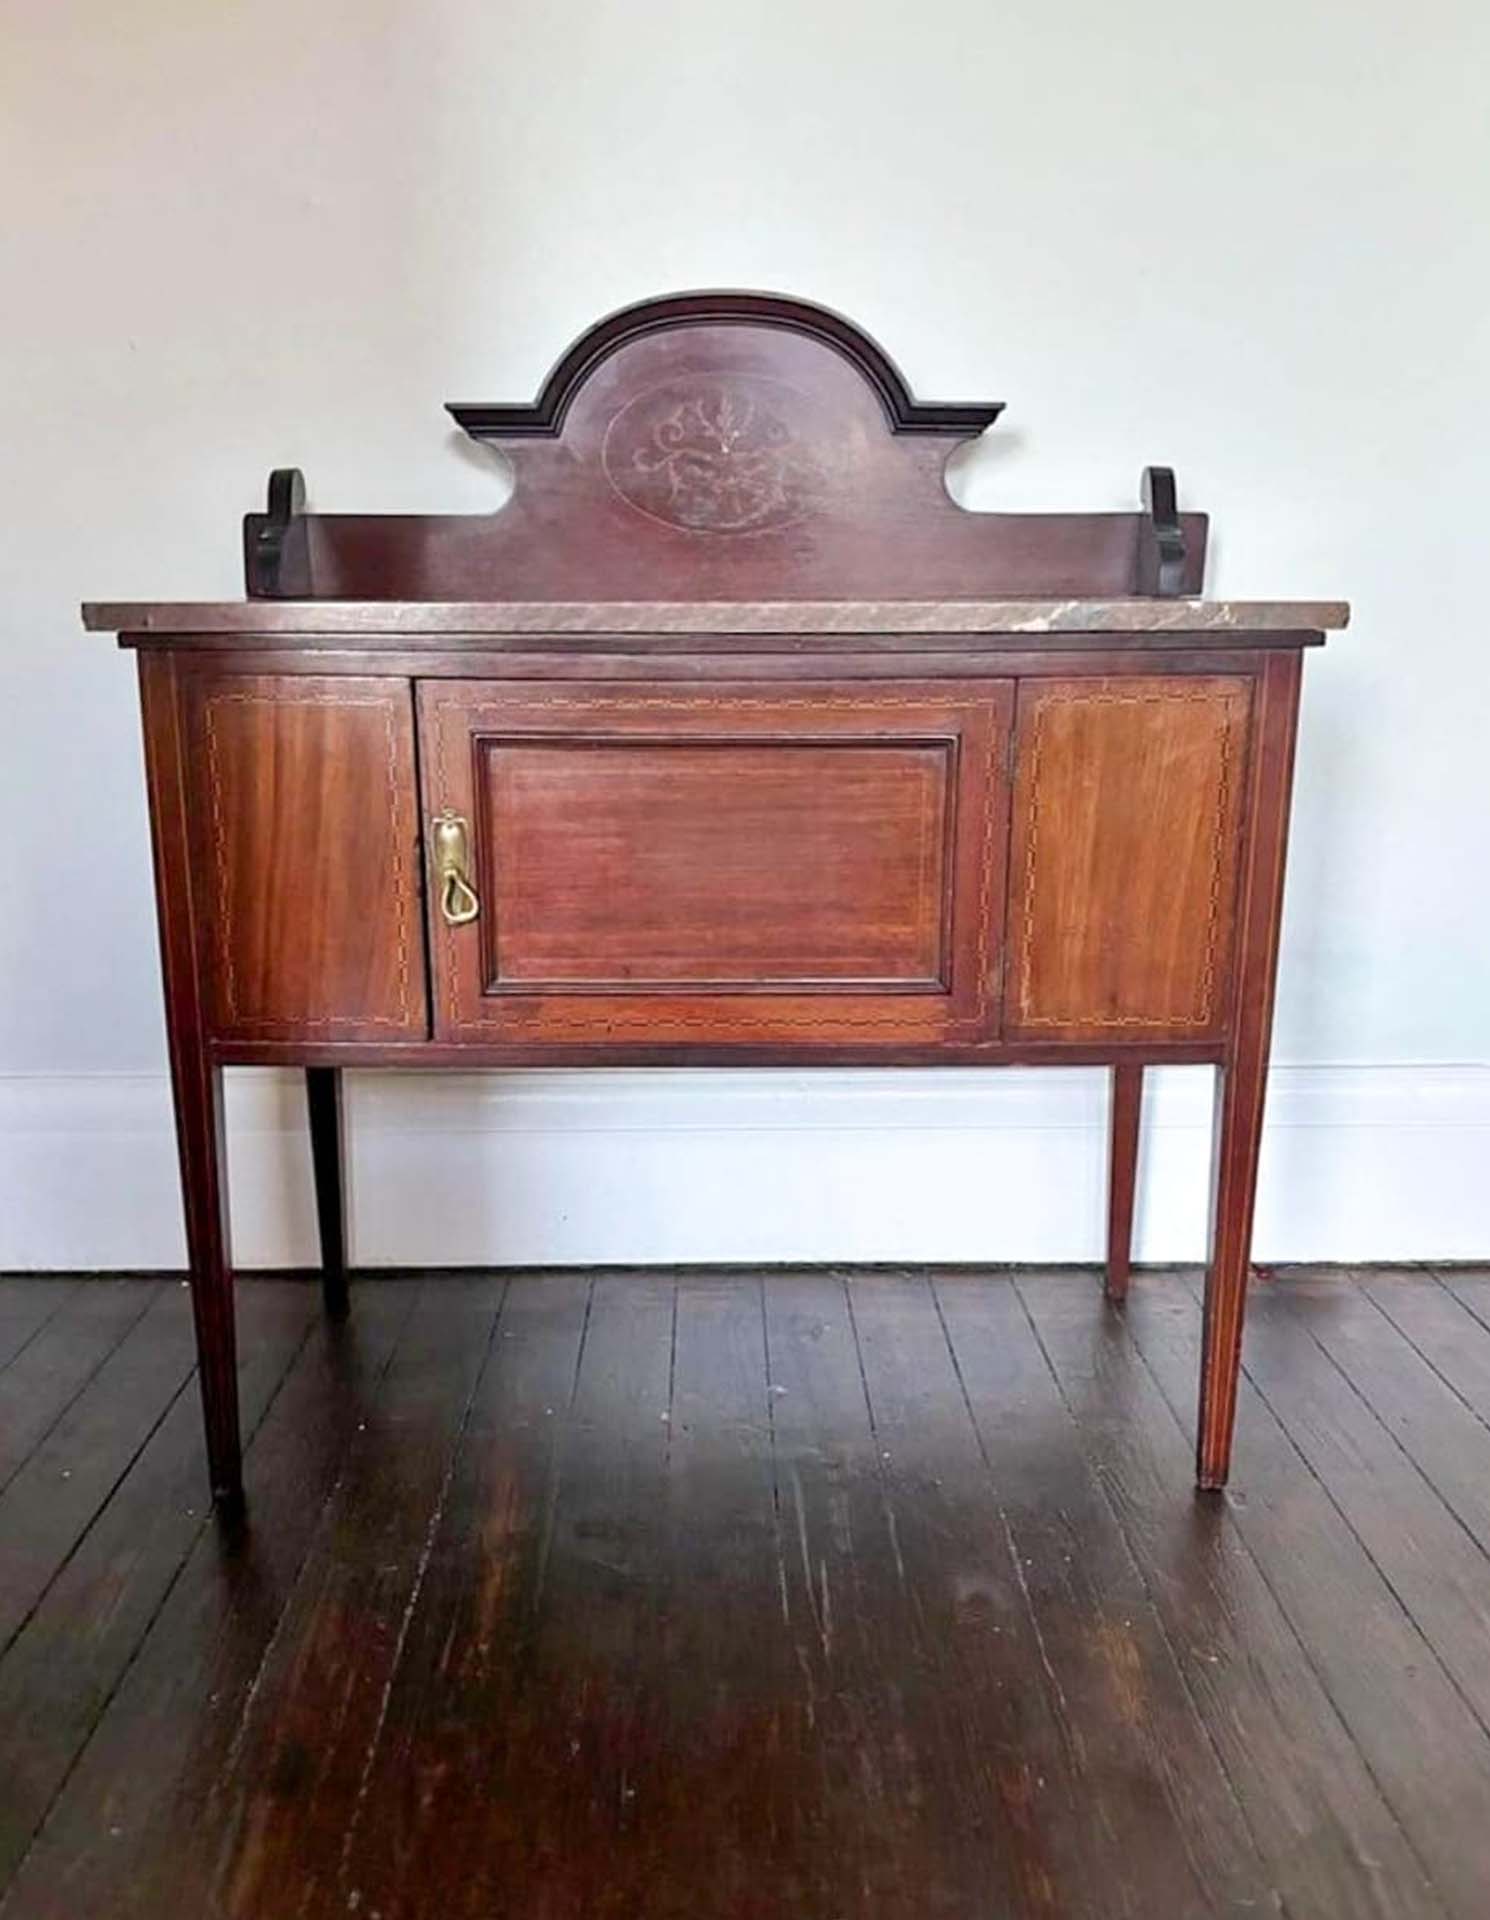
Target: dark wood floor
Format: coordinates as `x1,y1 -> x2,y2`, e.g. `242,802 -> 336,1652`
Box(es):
2,1267 -> 1490,1918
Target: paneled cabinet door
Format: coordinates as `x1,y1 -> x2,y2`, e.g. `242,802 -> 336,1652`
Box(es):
417,679 -> 1014,1048
180,672 -> 427,1042
1005,674 -> 1254,1042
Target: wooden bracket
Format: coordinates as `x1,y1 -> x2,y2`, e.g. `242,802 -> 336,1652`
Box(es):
1137,466 -> 1187,598
244,467 -> 312,598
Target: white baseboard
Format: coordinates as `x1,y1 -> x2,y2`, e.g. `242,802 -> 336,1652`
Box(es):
0,1065 -> 1485,1270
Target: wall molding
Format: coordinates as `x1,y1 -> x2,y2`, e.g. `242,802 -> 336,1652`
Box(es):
1,1064 -> 1485,1270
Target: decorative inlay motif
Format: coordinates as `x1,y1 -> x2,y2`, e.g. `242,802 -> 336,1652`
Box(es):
602,377 -> 825,535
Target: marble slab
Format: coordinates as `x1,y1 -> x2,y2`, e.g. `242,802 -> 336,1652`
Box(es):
83,598 -> 1349,638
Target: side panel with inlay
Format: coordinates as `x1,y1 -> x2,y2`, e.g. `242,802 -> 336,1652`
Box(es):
181,672 -> 426,1042
1005,675 -> 1253,1041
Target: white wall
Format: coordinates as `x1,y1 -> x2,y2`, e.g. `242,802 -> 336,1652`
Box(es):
2,0 -> 1487,1267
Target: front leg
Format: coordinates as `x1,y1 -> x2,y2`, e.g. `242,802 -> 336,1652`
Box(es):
172,1057 -> 242,1506
140,651 -> 242,1509
1194,651 -> 1301,1490
1196,1049 -> 1269,1489
306,1066 -> 350,1318
1105,1063 -> 1143,1303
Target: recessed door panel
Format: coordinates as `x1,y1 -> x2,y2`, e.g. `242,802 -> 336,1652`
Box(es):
419,681 -> 1013,1048
481,738 -> 951,988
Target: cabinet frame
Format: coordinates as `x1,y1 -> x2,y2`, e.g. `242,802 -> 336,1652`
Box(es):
93,291 -> 1340,1508
133,631 -> 1305,1508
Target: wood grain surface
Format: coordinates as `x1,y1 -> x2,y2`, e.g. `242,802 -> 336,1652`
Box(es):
92,292 -> 1337,1508
1,1267 -> 1484,1919
1006,676 -> 1252,1041
179,673 -> 426,1043
419,680 -> 1012,1047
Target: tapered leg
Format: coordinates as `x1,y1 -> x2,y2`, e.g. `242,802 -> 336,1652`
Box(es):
1195,651 -> 1303,1490
171,1058 -> 242,1506
306,1066 -> 350,1318
1196,1052 -> 1271,1489
1105,1064 -> 1143,1303
139,651 -> 243,1509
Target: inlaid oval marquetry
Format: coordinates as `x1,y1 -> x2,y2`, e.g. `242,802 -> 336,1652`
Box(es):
602,375 -> 827,535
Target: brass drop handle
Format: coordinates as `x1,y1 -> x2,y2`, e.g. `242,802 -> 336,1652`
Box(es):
431,810 -> 480,926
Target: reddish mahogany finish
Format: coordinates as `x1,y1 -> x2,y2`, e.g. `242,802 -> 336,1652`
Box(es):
239,291 -> 1211,604
1106,1063 -> 1144,1303
418,678 -> 1011,1047
86,293 -> 1343,1503
178,673 -> 425,1043
1005,676 -> 1252,1043
1196,648 -> 1305,1487
136,653 -> 241,1506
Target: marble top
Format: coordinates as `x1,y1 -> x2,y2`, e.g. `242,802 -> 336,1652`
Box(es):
83,598 -> 1348,638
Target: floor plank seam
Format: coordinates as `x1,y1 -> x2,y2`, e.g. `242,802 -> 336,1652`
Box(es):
0,1281 -> 165,1499
0,1292 -> 323,1909
1227,1301 -> 1490,1758
0,1355 -> 198,1670
1122,1282 -> 1449,1918
10,1269 -> 1490,1920
838,1277 -> 909,1598
1354,1282 -> 1490,1446
665,1278 -> 680,1478
529,1272 -> 596,1627
931,1284 -> 1090,1794
1001,1275 -> 1286,1918
0,1281 -> 83,1379
335,1279 -> 511,1896
1294,1298 -> 1490,1591
1429,1268 -> 1490,1338
216,1280 -> 429,1789
757,1276 -> 792,1630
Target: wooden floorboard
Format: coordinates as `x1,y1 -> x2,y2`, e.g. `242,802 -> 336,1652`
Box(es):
646,1272 -> 798,1919
0,1280 -> 318,1893
0,1281 -> 81,1377
938,1272 -> 1268,1912
1361,1268 -> 1490,1428
2,1268 -> 1490,1919
0,1283 -> 200,1660
856,1270 -> 1118,1916
978,1271 -> 1436,1919
202,1275 -> 505,1920
1,1278 -> 422,1920
860,1270 -> 1259,1917
0,1279 -> 162,1492
1224,1271 -> 1490,1736
1130,1271 -> 1490,1917
320,1271 -> 594,1917
764,1270 -> 957,1916
1430,1267 -> 1490,1340
430,1268 -> 674,1920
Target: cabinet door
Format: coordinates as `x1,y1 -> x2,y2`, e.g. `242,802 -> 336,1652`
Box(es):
1005,675 -> 1253,1042
182,673 -> 427,1041
418,680 -> 1013,1048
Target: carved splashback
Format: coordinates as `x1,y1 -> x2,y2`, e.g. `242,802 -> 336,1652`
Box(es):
245,292 -> 1205,601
